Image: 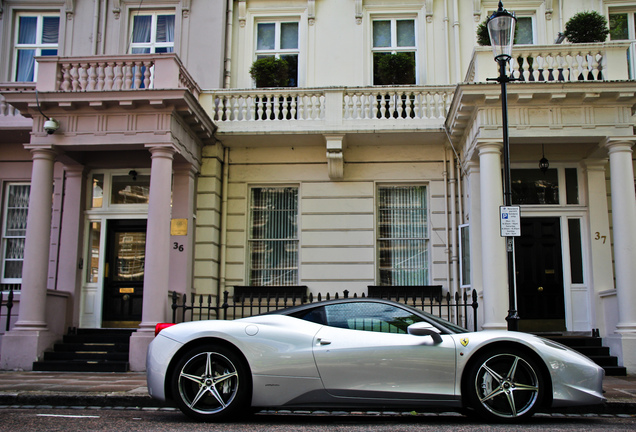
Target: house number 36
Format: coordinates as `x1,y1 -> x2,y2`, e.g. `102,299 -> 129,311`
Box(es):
173,242 -> 184,252
594,232 -> 607,244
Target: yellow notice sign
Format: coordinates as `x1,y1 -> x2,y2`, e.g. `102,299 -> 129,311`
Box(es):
171,218 -> 188,236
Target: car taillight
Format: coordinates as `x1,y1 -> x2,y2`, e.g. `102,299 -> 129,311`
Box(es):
155,323 -> 176,336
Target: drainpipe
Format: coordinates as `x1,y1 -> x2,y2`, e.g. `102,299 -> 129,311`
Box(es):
443,147 -> 451,297
218,147 -> 230,299
443,0 -> 451,83
452,0 -> 462,82
456,152 -> 464,224
449,150 -> 459,302
100,0 -> 107,54
224,0 -> 234,88
92,0 -> 100,55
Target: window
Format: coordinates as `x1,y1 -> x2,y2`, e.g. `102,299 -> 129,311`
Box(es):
295,302 -> 425,334
372,18 -> 416,85
1,184 -> 30,286
514,16 -> 535,44
88,172 -> 150,209
610,11 -> 636,78
13,13 -> 60,81
377,185 -> 428,285
129,11 -> 175,54
248,187 -> 299,285
255,21 -> 299,87
511,168 -> 579,205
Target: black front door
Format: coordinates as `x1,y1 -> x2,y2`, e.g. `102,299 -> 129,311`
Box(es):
102,219 -> 146,328
514,217 -> 566,332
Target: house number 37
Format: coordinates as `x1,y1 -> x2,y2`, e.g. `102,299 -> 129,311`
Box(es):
173,242 -> 184,252
594,232 -> 607,244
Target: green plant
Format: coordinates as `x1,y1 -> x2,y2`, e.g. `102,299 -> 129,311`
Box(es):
476,18 -> 520,46
249,57 -> 290,87
374,52 -> 416,85
564,11 -> 609,43
477,20 -> 491,46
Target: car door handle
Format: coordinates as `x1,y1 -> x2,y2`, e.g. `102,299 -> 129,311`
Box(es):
317,339 -> 331,346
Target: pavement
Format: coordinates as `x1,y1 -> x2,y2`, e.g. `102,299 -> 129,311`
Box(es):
0,371 -> 634,415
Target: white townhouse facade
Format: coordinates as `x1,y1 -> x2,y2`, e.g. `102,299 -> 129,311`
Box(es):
0,0 -> 635,373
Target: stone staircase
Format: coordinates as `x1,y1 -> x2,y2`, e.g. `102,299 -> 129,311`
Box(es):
544,335 -> 627,376
33,328 -> 133,372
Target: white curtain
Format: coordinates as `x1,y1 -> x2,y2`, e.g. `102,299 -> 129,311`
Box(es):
249,187 -> 298,286
378,186 -> 428,286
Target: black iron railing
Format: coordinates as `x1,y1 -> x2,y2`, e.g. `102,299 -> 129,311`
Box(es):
170,288 -> 479,331
0,285 -> 17,332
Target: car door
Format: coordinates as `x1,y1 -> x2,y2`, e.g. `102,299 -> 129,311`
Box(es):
311,302 -> 458,402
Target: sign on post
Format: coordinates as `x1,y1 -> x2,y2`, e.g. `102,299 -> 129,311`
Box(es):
500,206 -> 521,237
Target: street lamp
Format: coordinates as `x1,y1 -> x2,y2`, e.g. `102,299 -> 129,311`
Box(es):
487,1 -> 520,331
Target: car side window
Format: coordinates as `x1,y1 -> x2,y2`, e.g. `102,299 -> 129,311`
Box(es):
323,302 -> 424,334
291,306 -> 327,325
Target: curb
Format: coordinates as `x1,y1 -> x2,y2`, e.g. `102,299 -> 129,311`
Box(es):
1,392 -> 634,415
0,392 -> 165,409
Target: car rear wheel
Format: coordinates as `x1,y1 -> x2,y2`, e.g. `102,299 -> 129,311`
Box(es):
466,347 -> 544,421
171,345 -> 250,421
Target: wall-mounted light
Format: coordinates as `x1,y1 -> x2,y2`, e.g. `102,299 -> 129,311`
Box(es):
36,89 -> 59,134
129,170 -> 138,181
539,144 -> 549,173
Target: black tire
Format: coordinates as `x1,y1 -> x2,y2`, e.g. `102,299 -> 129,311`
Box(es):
465,347 -> 545,422
170,344 -> 250,421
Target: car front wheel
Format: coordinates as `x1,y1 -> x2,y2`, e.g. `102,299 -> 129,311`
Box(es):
466,347 -> 545,421
171,345 -> 250,421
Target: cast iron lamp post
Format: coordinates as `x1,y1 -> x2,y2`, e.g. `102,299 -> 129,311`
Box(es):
487,1 -> 520,331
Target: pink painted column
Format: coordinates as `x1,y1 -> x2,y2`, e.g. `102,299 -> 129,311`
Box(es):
169,164 -> 197,297
14,148 -> 57,331
129,145 -> 175,371
56,165 -> 86,327
1,148 -> 59,370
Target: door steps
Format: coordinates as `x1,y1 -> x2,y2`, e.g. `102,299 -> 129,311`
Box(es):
33,328 -> 133,372
543,335 -> 627,376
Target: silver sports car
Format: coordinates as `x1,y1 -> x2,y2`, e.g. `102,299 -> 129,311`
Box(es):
146,298 -> 605,422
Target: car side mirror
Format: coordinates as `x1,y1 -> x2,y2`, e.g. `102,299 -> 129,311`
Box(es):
407,323 -> 443,344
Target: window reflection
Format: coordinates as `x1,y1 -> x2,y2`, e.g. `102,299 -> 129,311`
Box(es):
87,222 -> 101,283
111,175 -> 150,204
511,169 -> 559,204
91,174 -> 104,208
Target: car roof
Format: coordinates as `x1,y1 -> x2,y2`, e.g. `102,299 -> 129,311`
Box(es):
264,297 -> 412,316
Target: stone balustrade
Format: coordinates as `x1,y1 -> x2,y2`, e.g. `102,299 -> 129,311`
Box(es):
33,53 -> 200,97
468,41 -> 631,83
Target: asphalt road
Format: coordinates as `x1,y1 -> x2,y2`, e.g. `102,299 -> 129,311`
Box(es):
0,408 -> 634,432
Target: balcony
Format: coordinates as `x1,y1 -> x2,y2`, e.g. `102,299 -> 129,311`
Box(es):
200,86 -> 455,136
0,54 -> 214,147
467,41 -> 632,83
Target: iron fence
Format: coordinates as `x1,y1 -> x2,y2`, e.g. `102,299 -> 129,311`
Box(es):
170,288 -> 479,331
0,285 -> 17,332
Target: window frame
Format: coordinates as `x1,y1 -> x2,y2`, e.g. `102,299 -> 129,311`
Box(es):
12,12 -> 61,82
247,185 -> 300,286
1,182 -> 30,285
371,15 -> 418,85
609,8 -> 636,79
253,19 -> 300,87
128,9 -> 176,54
514,14 -> 537,45
376,184 -> 430,286
85,170 -> 151,213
